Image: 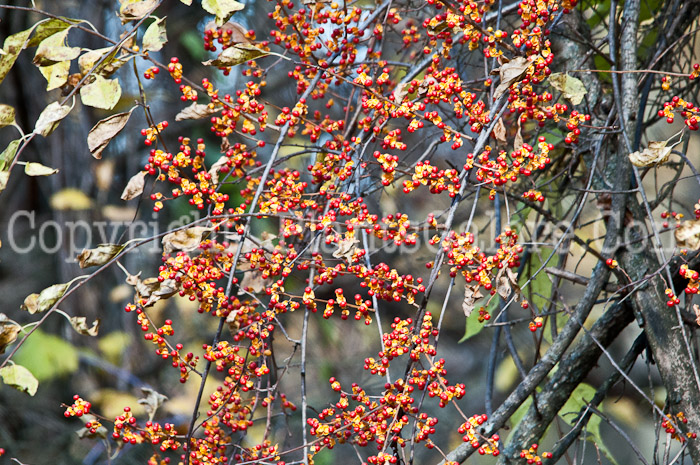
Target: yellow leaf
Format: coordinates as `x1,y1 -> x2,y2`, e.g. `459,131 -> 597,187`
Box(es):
21,282 -> 69,314
548,73 -> 587,105
142,17 -> 167,52
201,0 -> 245,26
80,75 -> 121,110
34,101 -> 72,137
33,28 -> 79,66
0,104 -> 15,128
24,162 -> 58,176
49,188 -> 93,210
0,364 -> 39,396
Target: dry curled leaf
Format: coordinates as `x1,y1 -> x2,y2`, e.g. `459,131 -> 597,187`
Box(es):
202,43 -> 269,67
138,387 -> 168,421
119,0 -> 158,23
238,265 -> 271,294
332,235 -> 359,263
496,267 -> 521,301
628,140 -> 675,167
206,20 -> 251,44
0,315 -> 21,355
21,282 -> 69,314
208,155 -> 229,185
493,57 -> 532,101
77,244 -> 125,268
392,82 -> 409,103
87,109 -> 134,159
493,117 -> 507,145
513,118 -> 523,152
694,304 -> 700,326
675,219 -> 700,250
462,284 -> 484,317
175,102 -> 219,121
126,273 -> 179,307
121,171 -> 146,201
162,226 -> 211,254
69,316 -> 100,336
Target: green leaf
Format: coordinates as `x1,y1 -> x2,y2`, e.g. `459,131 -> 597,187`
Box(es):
202,43 -> 268,67
202,0 -> 245,26
33,28 -> 79,66
80,75 -> 121,110
27,17 -> 78,48
87,108 -> 134,159
21,282 -> 69,314
38,60 -> 71,91
559,383 -> 619,465
0,364 -> 39,396
34,101 -> 72,137
14,329 -> 79,382
459,297 -> 498,342
0,27 -> 35,86
24,162 -> 58,176
0,104 -> 16,128
0,139 -> 20,171
143,17 -> 167,52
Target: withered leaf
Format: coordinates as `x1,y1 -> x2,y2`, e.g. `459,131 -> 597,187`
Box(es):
493,56 -> 531,101
202,43 -> 269,67
0,315 -> 21,355
120,171 -> 146,201
493,117 -> 507,145
462,284 -> 484,317
162,226 -> 212,254
69,317 -> 100,336
119,0 -> 158,23
694,304 -> 700,326
208,155 -> 229,185
87,109 -> 134,159
77,244 -> 125,268
21,282 -> 69,314
138,387 -> 168,421
332,236 -> 359,263
628,140 -> 674,167
675,219 -> 700,250
175,102 -> 219,121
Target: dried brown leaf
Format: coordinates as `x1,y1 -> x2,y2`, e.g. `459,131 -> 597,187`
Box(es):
69,317 -> 100,336
462,284 -> 484,317
77,244 -> 125,268
162,226 -> 211,254
675,220 -> 700,250
493,117 -> 506,145
493,56 -> 531,101
88,109 -> 134,159
120,171 -> 146,201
